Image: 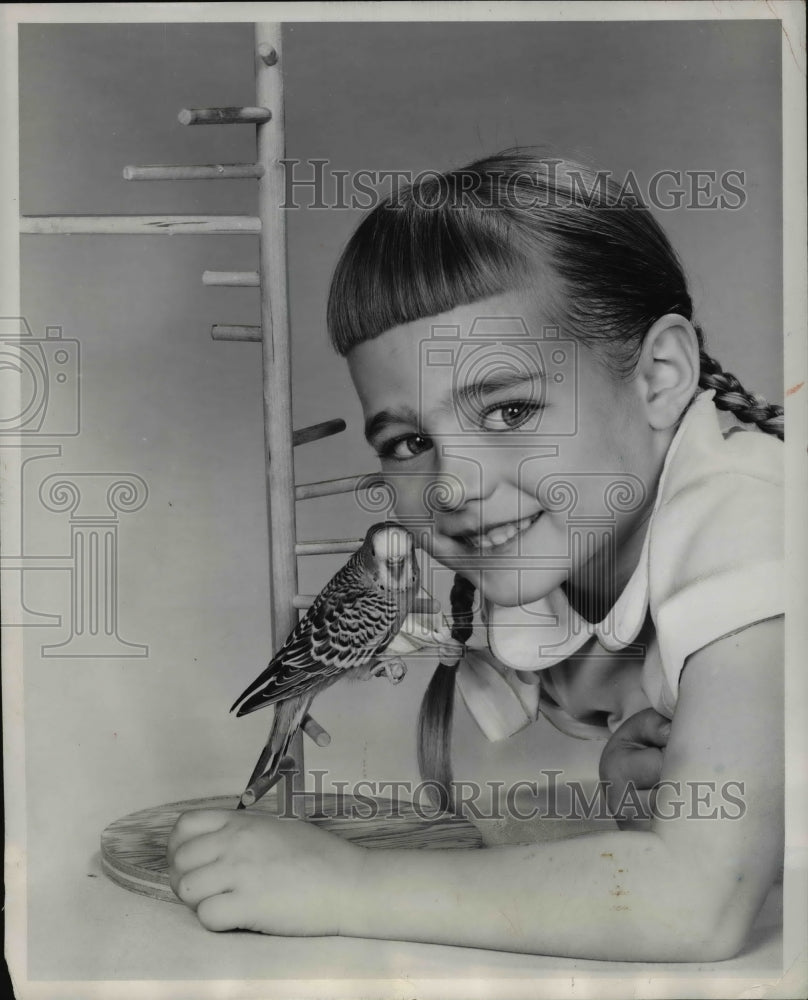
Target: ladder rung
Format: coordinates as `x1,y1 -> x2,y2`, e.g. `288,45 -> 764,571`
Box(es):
301,715 -> 331,747
258,43 -> 278,67
295,474 -> 382,501
292,419 -> 346,448
295,540 -> 363,556
203,271 -> 259,287
240,756 -> 295,807
123,163 -> 264,181
20,215 -> 260,236
211,325 -> 261,342
178,107 -> 271,126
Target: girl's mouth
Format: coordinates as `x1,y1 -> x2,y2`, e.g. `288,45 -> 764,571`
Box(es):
456,511 -> 542,553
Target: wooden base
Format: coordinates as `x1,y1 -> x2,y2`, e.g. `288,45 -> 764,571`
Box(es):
101,793 -> 483,904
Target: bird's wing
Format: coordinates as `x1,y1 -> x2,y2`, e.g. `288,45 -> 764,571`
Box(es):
231,557 -> 400,715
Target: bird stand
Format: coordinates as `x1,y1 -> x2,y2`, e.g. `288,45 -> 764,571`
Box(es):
101,793 -> 482,904
18,23 -> 485,899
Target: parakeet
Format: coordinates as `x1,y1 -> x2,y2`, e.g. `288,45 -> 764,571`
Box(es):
231,521 -> 420,794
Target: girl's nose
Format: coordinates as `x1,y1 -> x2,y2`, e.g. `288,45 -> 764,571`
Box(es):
427,448 -> 487,514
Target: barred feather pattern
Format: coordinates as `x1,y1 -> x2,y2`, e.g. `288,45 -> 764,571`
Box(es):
231,549 -> 406,716
232,531 -> 416,787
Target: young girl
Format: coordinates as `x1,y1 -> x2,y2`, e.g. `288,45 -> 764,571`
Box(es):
167,150 -> 784,962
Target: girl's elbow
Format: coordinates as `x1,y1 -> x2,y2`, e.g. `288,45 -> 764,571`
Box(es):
631,858 -> 764,962
680,881 -> 764,963
686,921 -> 748,964
636,907 -> 750,963
658,831 -> 780,962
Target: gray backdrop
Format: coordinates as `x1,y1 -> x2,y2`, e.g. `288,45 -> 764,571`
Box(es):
17,19 -> 781,979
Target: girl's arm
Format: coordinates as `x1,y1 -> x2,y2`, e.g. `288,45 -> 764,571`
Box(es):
168,617 -> 783,962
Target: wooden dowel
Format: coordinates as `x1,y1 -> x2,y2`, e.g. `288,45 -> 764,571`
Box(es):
292,595 -> 314,609
295,539 -> 363,556
123,163 -> 264,181
255,23 -> 305,814
203,271 -> 260,287
178,107 -> 271,126
258,42 -> 278,66
294,473 -> 381,501
302,715 -> 331,747
291,418 -> 346,447
211,324 -> 262,341
239,755 -> 295,808
20,215 -> 260,236
0,555 -> 73,570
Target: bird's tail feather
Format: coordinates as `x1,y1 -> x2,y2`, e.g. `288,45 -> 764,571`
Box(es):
246,694 -> 311,788
230,660 -> 276,715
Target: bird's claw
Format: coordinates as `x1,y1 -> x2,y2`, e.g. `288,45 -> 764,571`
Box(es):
370,657 -> 407,684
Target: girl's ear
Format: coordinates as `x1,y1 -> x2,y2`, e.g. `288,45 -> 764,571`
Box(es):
634,314 -> 700,430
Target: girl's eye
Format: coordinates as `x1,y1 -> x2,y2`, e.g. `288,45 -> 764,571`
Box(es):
481,401 -> 541,431
377,434 -> 433,461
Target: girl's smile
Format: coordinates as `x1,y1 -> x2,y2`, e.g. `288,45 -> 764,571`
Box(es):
456,509 -> 543,552
348,292 -> 670,611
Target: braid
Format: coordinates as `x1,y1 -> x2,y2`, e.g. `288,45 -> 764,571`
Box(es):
416,573 -> 476,814
449,572 -> 476,646
697,345 -> 784,441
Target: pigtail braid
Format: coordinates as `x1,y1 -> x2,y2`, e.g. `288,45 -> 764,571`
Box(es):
416,573 -> 476,814
698,345 -> 784,440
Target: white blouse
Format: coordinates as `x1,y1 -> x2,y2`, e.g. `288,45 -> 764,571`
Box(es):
456,391 -> 785,742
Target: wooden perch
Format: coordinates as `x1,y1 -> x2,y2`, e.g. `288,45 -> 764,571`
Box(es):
123,163 -> 264,181
178,107 -> 271,126
239,755 -> 295,808
295,473 -> 382,501
202,270 -> 260,286
302,715 -> 331,747
20,215 -> 260,236
296,539 -> 364,556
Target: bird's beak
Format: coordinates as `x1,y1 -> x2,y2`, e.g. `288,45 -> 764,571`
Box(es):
386,556 -> 406,587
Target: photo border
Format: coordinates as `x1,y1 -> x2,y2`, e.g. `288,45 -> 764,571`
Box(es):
2,3 -> 805,998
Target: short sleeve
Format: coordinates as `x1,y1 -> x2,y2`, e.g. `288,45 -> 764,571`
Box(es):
648,429 -> 784,696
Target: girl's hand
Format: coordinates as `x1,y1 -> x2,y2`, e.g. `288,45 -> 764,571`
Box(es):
166,809 -> 366,935
598,708 -> 671,829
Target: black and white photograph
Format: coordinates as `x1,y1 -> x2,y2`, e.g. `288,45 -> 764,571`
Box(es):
2,3 -> 806,997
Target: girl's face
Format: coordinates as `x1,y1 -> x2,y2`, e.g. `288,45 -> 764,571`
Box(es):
347,292 -> 667,609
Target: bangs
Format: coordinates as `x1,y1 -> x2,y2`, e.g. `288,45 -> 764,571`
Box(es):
326,148 -> 686,366
327,173 -> 532,356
